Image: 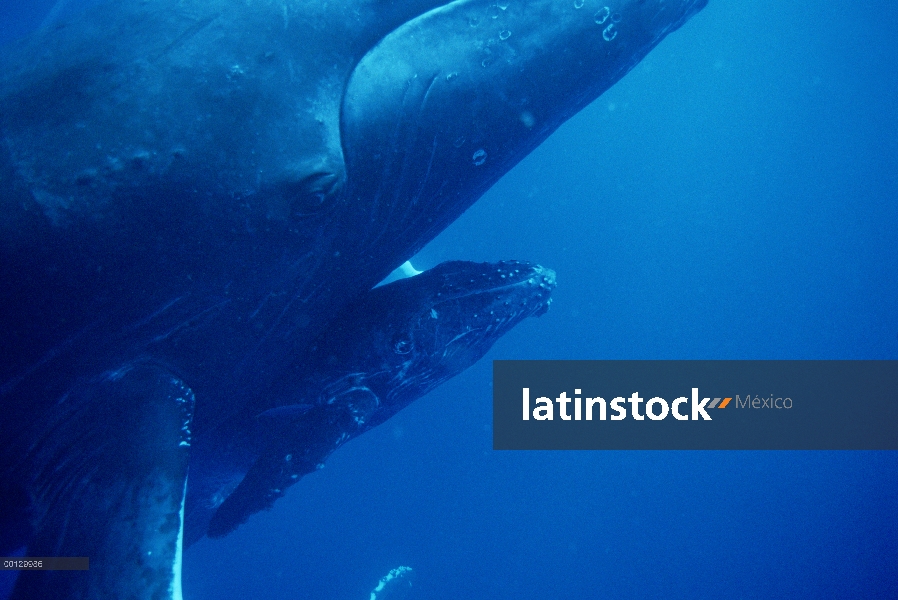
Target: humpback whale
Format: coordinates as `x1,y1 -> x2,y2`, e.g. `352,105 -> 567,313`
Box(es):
0,0 -> 707,597
186,260 -> 555,543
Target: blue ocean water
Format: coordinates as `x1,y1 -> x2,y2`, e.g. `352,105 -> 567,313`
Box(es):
2,1 -> 896,599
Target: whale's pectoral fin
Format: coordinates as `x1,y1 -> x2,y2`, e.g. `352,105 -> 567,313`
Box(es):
12,364 -> 193,600
207,405 -> 356,538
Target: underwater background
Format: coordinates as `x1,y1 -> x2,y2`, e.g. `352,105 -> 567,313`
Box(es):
2,0 -> 896,598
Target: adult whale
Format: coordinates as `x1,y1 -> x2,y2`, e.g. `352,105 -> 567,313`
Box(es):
186,260 -> 555,544
0,0 -> 708,430
0,0 -> 707,598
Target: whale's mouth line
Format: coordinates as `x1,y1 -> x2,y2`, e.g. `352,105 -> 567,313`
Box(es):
441,327 -> 484,348
433,266 -> 556,306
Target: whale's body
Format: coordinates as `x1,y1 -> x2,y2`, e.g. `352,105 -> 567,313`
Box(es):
187,260 -> 555,544
0,1 -> 707,597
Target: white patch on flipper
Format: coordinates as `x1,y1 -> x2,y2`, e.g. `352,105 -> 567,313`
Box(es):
399,261 -> 423,277
171,473 -> 187,600
375,260 -> 424,287
370,566 -> 414,599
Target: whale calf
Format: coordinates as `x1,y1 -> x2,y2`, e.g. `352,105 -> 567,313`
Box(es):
185,260 -> 555,543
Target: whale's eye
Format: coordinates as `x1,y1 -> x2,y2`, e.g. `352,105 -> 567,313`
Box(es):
286,171 -> 343,218
393,337 -> 413,355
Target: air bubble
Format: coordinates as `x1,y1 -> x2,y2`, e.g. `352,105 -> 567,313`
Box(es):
602,24 -> 617,41
594,7 -> 610,24
574,0 -> 584,8
446,72 -> 458,82
612,12 -> 622,23
453,136 -> 466,148
472,149 -> 487,166
469,15 -> 481,27
499,30 -> 511,40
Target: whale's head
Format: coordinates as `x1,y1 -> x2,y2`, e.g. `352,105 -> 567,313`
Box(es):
290,260 -> 555,426
336,0 -> 709,265
376,260 -> 556,396
1,0 -> 706,277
